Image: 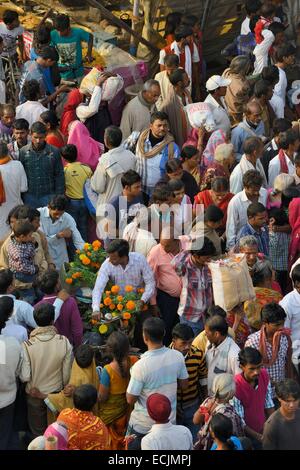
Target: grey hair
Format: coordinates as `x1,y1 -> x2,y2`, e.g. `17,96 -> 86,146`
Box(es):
229,55 -> 252,76
143,79 -> 160,91
214,143 -> 234,162
273,173 -> 295,193
239,235 -> 258,249
252,259 -> 273,280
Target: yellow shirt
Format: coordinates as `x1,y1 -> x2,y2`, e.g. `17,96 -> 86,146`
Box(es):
64,162 -> 93,199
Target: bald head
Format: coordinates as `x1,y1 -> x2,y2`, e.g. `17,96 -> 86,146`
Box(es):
160,228 -> 179,254
245,101 -> 262,127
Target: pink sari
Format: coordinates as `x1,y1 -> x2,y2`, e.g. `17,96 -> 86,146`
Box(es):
288,198 -> 300,270
201,129 -> 227,171
67,121 -> 104,171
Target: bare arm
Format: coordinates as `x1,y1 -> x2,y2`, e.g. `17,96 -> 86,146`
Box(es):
126,393 -> 139,406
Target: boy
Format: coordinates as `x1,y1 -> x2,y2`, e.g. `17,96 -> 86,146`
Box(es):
8,118 -> 30,160
237,202 -> 269,256
245,303 -> 292,401
241,0 -> 262,35
0,36 -> 5,104
233,347 -> 275,448
0,9 -> 25,62
167,178 -> 192,236
269,207 -> 290,293
254,2 -> 277,44
274,44 -> 296,107
7,219 -> 37,284
61,144 -> 92,241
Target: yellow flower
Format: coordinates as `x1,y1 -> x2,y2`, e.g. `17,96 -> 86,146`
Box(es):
79,254 -> 85,261
112,312 -> 119,318
84,243 -> 90,251
100,303 -> 104,308
125,285 -> 133,293
126,301 -> 135,311
111,285 -> 120,294
99,324 -> 108,334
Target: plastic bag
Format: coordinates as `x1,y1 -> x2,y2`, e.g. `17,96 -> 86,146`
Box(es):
185,102 -> 216,132
80,68 -> 124,101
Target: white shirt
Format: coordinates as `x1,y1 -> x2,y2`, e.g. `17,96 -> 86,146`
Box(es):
16,101 -> 48,128
141,422 -> 193,450
241,17 -> 251,35
268,152 -> 295,188
38,206 -> 84,270
204,93 -> 231,134
2,320 -> 28,343
123,226 -> 157,258
92,252 -> 155,312
253,30 -> 275,75
226,188 -> 268,249
0,335 -> 22,408
205,336 -> 242,395
280,289 -> 300,363
274,66 -> 287,106
76,85 -> 102,123
0,23 -> 24,57
269,94 -> 285,118
229,155 -> 267,194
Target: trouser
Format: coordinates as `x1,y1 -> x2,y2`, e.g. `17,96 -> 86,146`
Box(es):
156,289 -> 180,346
26,395 -> 48,438
179,316 -> 204,337
67,198 -> 89,241
0,402 -> 15,450
126,424 -> 146,450
177,400 -> 200,443
23,193 -> 54,210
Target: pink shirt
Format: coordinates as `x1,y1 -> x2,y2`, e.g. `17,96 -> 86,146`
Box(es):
147,244 -> 182,303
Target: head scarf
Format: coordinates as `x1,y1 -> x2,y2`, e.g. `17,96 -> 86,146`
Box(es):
67,121 -> 104,171
44,422 -> 68,450
60,88 -> 83,136
201,129 -> 227,173
212,373 -> 236,400
146,393 -> 171,423
288,197 -> 300,270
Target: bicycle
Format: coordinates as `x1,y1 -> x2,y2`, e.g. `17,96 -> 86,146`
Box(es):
2,55 -> 21,105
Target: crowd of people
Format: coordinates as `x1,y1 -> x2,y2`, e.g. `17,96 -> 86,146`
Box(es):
1,0 -> 300,452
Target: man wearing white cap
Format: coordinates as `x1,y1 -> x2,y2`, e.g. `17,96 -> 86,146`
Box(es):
204,75 -> 232,134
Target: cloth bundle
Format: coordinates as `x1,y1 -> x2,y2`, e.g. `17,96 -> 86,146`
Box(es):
185,102 -> 216,132
80,67 -> 124,101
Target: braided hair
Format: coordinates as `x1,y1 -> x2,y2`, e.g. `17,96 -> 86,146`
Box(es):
209,414 -> 236,451
106,331 -> 130,379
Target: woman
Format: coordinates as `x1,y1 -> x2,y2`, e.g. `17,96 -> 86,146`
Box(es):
288,197 -> 300,271
123,210 -> 157,257
193,373 -> 244,450
194,177 -> 234,234
210,414 -> 243,451
40,110 -> 65,148
222,55 -> 252,126
199,129 -> 230,175
28,422 -> 68,450
213,143 -> 235,179
244,261 -> 283,331
180,145 -> 201,186
267,173 -> 295,210
98,331 -> 139,450
67,120 -> 104,171
60,88 -> 83,137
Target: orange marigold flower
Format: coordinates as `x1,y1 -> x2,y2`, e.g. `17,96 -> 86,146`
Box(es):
138,288 -> 145,294
65,278 -> 73,284
126,300 -> 135,311
82,257 -> 91,265
87,252 -> 92,257
117,295 -> 123,302
92,240 -> 101,249
117,303 -> 124,311
125,285 -> 133,292
105,291 -> 111,295
93,246 -> 99,252
84,243 -> 90,250
104,297 -> 112,306
72,273 -> 78,279
111,285 -> 120,294
123,312 -> 131,320
109,303 -> 116,310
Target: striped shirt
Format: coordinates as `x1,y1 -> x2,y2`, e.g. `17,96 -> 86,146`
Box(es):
127,346 -> 188,434
170,343 -> 207,409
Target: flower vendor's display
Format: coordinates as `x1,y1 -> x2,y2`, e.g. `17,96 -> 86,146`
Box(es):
64,240 -> 107,289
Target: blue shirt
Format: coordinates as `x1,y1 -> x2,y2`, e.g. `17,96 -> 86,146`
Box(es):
237,222 -> 270,256
231,120 -> 265,162
51,27 -> 90,79
211,436 -> 243,450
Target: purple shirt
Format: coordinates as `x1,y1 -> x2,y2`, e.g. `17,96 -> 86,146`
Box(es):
35,294 -> 83,347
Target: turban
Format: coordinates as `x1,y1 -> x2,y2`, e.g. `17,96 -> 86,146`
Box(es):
146,393 -> 171,423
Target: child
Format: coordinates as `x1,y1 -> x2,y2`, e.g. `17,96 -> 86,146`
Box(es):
269,207 -> 290,293
7,219 -> 37,284
168,178 -> 192,235
240,0 -> 262,35
0,36 -> 5,104
0,9 -> 25,62
180,145 -> 200,186
0,295 -> 28,343
61,144 -> 92,241
210,414 -> 244,450
254,3 -> 277,44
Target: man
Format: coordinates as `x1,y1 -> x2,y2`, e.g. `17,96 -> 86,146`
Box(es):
92,239 -> 155,321
19,303 -> 73,438
230,136 -> 267,194
172,237 -> 216,336
226,170 -> 268,249
205,315 -> 241,395
233,347 -> 275,448
240,0 -> 262,35
19,121 -> 65,209
263,379 -> 300,450
126,317 -> 188,449
38,195 -> 84,270
0,104 -> 15,142
245,303 -> 292,401
155,54 -> 179,110
50,13 -> 93,81
125,111 -> 180,196
260,117 -> 292,177
141,393 -> 193,450
262,65 -> 284,119
147,230 -> 182,345
0,269 -> 67,330
239,235 -> 262,274
250,80 -> 276,140
231,101 -> 265,162
158,24 -> 200,95
16,79 -> 48,128
237,202 -> 269,256
0,9 -> 25,62
280,264 -> 300,375
274,44 -> 296,107
204,75 -> 231,134
160,69 -> 192,149
7,118 -> 30,160
253,22 -> 286,75
120,79 -> 160,140
268,129 -> 299,187
170,324 -> 207,441
18,46 -> 66,105
200,205 -> 223,256
91,126 -> 136,220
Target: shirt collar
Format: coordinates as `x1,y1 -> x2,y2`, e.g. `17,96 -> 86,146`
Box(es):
271,139 -> 278,151
241,188 -> 264,202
